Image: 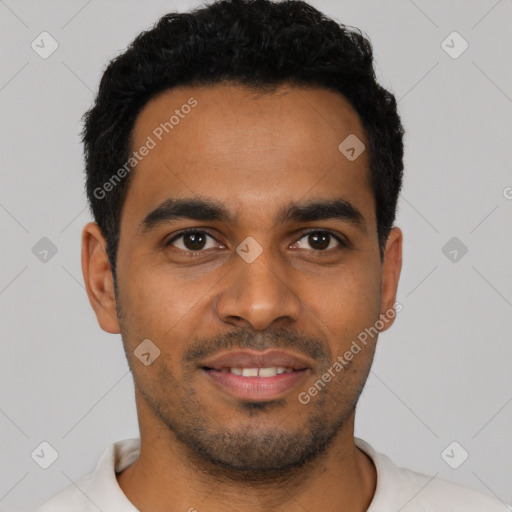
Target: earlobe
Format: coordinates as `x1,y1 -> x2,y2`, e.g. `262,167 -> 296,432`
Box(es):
81,222 -> 121,334
379,227 -> 403,331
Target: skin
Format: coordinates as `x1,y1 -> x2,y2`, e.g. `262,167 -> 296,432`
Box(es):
82,83 -> 402,512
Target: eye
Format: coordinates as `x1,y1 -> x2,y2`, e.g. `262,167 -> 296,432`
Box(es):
292,230 -> 347,251
165,228 -> 348,254
165,229 -> 222,252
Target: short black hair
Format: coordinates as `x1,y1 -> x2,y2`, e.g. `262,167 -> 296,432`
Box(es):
82,0 -> 404,285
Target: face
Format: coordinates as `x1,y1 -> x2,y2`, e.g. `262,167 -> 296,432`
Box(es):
83,83 -> 402,480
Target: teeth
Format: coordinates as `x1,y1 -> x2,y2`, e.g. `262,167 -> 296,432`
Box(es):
226,367 -> 294,377
258,367 -> 277,377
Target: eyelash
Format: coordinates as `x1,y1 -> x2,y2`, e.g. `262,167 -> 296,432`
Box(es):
164,228 -> 350,253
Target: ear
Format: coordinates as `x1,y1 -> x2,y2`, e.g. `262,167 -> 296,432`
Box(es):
81,222 -> 121,334
378,226 -> 403,332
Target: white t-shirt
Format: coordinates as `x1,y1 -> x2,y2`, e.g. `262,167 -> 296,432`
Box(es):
33,437 -> 509,511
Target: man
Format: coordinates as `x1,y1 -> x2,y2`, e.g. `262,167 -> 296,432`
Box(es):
34,0 -> 508,510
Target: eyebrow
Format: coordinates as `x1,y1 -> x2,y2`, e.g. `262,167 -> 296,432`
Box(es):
138,197 -> 367,234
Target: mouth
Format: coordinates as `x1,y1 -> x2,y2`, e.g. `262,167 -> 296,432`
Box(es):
199,349 -> 312,401
204,366 -> 297,376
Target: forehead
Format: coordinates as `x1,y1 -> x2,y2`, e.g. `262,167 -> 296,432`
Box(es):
123,83 -> 373,230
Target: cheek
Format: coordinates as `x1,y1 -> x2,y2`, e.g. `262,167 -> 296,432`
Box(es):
118,263 -> 216,352
118,239 -> 382,352
298,260 -> 382,342
116,250 -> 234,385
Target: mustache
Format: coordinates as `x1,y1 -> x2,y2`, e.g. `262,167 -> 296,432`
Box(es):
181,327 -> 332,368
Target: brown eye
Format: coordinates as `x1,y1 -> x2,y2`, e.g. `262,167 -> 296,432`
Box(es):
166,230 -> 219,251
294,231 -> 345,251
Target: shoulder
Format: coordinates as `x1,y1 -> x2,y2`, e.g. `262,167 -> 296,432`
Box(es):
32,438 -> 141,512
32,473 -> 97,512
355,438 -> 510,512
392,465 -> 509,512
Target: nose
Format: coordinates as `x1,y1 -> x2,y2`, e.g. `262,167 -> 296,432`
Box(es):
214,246 -> 302,331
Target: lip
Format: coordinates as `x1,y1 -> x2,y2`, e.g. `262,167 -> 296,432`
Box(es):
199,349 -> 313,401
199,349 -> 313,371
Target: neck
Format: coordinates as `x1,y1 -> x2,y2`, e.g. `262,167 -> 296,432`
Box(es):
116,400 -> 376,512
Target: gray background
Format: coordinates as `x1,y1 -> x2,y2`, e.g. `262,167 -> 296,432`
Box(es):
1,0 -> 511,510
